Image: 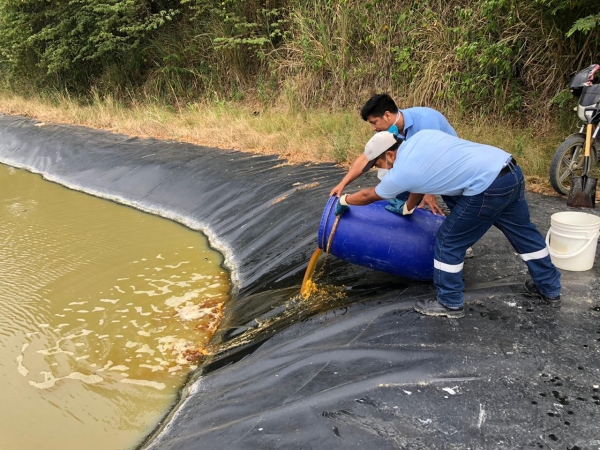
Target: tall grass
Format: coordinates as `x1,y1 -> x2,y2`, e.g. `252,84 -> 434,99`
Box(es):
2,0 -> 596,121
0,0 -> 595,194
270,0 -> 594,119
0,89 -> 570,194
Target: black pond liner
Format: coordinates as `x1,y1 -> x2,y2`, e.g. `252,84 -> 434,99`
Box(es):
1,114 -> 600,450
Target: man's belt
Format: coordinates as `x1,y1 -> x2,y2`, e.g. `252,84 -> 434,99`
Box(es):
497,157 -> 517,178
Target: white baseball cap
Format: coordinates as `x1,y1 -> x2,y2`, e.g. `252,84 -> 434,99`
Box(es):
362,131 -> 401,173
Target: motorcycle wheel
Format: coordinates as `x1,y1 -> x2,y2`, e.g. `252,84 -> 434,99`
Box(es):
549,133 -> 599,195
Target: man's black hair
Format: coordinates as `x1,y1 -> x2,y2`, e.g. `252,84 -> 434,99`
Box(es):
360,94 -> 399,121
389,136 -> 402,151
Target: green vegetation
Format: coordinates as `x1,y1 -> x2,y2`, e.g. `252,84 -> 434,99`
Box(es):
0,0 -> 598,114
0,0 -> 598,190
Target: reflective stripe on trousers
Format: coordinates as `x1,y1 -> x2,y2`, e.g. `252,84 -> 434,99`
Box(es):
435,165 -> 561,309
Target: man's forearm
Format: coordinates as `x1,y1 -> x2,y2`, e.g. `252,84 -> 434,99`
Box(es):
344,154 -> 368,185
406,193 -> 424,211
339,168 -> 361,188
330,154 -> 369,196
344,187 -> 382,205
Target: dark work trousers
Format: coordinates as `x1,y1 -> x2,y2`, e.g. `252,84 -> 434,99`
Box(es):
435,164 -> 561,309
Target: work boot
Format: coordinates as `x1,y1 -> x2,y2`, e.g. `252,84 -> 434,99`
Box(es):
414,298 -> 465,318
523,279 -> 561,308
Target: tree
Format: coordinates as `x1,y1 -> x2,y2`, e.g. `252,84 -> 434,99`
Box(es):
0,0 -> 181,90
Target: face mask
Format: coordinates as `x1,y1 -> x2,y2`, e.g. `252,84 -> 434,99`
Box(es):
387,111 -> 401,136
377,168 -> 389,180
377,157 -> 392,180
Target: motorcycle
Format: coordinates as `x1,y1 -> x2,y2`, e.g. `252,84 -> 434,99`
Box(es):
549,64 -> 600,196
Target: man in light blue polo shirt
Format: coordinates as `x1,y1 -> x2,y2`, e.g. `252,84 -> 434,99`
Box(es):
336,130 -> 562,318
330,94 -> 456,216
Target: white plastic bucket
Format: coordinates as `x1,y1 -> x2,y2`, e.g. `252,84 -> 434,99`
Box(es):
546,211 -> 600,271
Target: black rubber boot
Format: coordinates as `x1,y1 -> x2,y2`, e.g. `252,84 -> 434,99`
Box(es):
523,279 -> 561,308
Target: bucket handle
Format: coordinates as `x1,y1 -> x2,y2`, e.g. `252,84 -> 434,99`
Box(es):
546,229 -> 599,259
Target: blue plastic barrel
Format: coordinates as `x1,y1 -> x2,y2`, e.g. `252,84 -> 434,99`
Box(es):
318,196 -> 445,280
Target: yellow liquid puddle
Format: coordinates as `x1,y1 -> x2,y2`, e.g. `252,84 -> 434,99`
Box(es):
301,213 -> 342,298
300,248 -> 345,304
208,244 -> 347,357
210,282 -> 347,356
301,248 -> 323,298
0,165 -> 231,449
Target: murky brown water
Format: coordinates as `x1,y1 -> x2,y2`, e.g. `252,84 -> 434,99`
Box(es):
0,164 -> 231,449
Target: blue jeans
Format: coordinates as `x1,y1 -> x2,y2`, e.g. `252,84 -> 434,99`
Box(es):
435,164 -> 561,309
